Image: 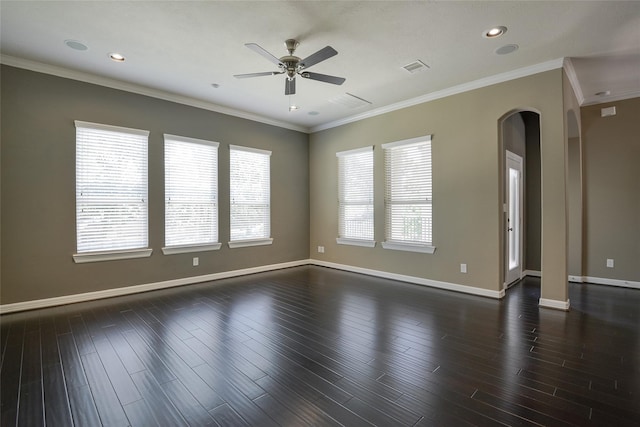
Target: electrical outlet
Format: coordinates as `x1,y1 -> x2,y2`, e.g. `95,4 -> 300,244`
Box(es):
193,257 -> 199,267
318,246 -> 325,254
460,263 -> 467,273
606,258 -> 614,268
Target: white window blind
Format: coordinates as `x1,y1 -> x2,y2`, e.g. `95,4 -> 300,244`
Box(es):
337,146 -> 374,244
75,121 -> 149,254
383,136 -> 433,248
229,145 -> 271,243
164,134 -> 219,249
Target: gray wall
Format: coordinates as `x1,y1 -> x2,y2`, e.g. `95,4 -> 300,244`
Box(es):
310,69 -> 568,300
581,97 -> 640,282
1,65 -> 310,304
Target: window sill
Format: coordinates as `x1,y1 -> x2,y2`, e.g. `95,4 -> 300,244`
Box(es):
228,238 -> 273,249
73,248 -> 153,263
162,243 -> 222,255
381,241 -> 436,254
336,238 -> 376,248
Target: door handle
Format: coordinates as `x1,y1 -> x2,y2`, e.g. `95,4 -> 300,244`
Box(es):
508,228 -> 513,231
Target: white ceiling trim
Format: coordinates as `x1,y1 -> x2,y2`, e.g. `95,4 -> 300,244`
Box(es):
311,58 -> 566,133
0,55 -> 309,133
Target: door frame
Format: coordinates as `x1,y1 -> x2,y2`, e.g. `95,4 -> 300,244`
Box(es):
505,150 -> 523,288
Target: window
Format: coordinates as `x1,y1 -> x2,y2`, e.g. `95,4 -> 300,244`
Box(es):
336,146 -> 375,247
229,145 -> 272,248
163,134 -> 220,254
382,135 -> 435,253
74,121 -> 151,263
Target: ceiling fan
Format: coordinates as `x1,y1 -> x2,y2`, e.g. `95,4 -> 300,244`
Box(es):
234,39 -> 346,95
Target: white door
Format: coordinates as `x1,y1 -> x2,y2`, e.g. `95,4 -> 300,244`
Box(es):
505,151 -> 523,287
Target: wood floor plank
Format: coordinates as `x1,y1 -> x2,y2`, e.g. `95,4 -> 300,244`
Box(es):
57,333 -> 89,390
209,403 -> 249,427
92,335 -> 142,405
192,362 -> 279,427
253,374 -> 341,426
42,363 -> 74,427
80,351 -> 129,426
130,369 -> 188,427
122,399 -> 160,427
0,320 -> 24,427
163,379 -> 220,426
252,392 -> 309,427
121,328 -> 177,385
67,384 -> 102,427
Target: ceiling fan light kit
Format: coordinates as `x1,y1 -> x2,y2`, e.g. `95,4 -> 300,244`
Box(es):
234,38 -> 346,96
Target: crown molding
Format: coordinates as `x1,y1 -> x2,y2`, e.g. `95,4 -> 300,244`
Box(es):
0,55 -> 309,133
311,58 -> 565,133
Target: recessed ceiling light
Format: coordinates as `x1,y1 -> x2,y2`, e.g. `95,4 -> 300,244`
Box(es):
495,44 -> 519,55
289,105 -> 299,112
109,52 -> 125,62
64,39 -> 88,51
483,26 -> 507,38
308,111 -> 320,116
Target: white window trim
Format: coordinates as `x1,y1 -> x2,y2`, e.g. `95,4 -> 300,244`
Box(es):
75,120 -> 149,137
229,144 -> 272,156
382,135 -> 435,253
381,241 -> 436,254
73,248 -> 153,264
164,134 -> 220,148
337,145 -> 375,243
380,134 -> 431,150
336,238 -> 376,248
164,134 -> 220,249
75,120 -> 150,258
228,238 -> 274,249
229,145 -> 272,244
162,243 -> 222,255
336,146 -> 373,157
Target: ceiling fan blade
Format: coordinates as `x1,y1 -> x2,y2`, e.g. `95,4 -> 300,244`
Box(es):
234,71 -> 283,79
245,43 -> 284,67
299,46 -> 338,69
285,78 -> 296,95
300,72 -> 345,85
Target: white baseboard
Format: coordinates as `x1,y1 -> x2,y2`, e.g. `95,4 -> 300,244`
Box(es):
14,259 -> 632,315
581,276 -> 640,290
539,298 -> 571,311
0,259 -> 311,314
310,259 -> 505,299
526,272 -> 639,290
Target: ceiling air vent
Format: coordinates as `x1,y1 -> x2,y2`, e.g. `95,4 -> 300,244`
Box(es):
329,93 -> 372,109
402,60 -> 430,74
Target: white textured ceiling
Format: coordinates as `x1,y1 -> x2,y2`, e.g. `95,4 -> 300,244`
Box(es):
2,1 -> 639,132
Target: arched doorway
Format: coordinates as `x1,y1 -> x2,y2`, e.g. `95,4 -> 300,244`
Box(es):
500,110 -> 541,290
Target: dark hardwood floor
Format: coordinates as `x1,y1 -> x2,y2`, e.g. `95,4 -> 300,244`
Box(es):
1,265 -> 639,426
